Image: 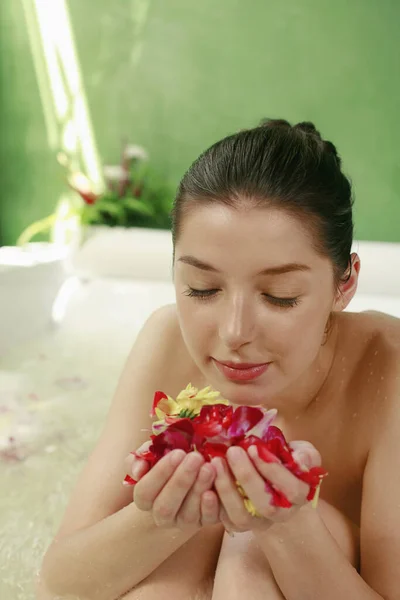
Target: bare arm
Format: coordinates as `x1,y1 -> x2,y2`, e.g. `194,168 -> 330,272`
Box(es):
37,306 -> 202,600
38,501 -> 196,600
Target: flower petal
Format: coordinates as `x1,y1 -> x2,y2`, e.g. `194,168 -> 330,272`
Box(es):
202,442 -> 229,459
150,391 -> 168,417
245,408 -> 278,439
228,406 -> 264,438
123,474 -> 137,486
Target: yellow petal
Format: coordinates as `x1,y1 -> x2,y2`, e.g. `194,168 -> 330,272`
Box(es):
311,480 -> 322,509
156,396 -> 179,417
171,383 -> 229,417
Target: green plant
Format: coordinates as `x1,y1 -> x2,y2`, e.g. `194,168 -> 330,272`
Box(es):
75,144 -> 173,229
17,143 -> 173,245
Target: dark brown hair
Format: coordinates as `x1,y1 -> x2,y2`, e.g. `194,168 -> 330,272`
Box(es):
171,118 -> 354,283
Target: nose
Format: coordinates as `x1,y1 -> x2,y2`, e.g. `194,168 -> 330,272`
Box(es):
218,294 -> 256,350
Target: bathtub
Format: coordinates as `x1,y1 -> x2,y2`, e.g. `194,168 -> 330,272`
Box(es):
0,230 -> 399,599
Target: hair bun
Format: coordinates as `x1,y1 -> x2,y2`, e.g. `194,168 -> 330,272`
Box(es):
323,140 -> 342,167
258,118 -> 291,130
256,118 -> 341,166
294,121 -> 322,139
295,122 -> 341,165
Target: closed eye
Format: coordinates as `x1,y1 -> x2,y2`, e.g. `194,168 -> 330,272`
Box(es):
182,287 -> 299,308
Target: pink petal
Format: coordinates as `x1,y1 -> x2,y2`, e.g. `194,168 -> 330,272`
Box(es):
228,406 -> 264,438
245,408 -> 277,439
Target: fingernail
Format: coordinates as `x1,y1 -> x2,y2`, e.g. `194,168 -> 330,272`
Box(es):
131,464 -> 142,480
170,450 -> 186,467
248,445 -> 259,459
228,446 -> 243,463
199,464 -> 214,482
212,457 -> 225,475
295,451 -> 312,468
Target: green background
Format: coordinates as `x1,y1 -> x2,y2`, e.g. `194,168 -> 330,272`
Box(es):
1,0 -> 399,245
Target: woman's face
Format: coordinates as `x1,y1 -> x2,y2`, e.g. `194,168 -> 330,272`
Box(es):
173,204 -> 341,408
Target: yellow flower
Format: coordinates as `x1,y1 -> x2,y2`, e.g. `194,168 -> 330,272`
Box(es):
155,383 -> 228,420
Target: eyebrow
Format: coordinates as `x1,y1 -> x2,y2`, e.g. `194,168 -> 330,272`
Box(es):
177,255 -> 311,276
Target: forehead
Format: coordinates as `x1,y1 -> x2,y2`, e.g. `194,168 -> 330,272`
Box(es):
176,204 -> 324,270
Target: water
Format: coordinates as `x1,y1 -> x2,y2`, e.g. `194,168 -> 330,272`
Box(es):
0,278 -> 174,599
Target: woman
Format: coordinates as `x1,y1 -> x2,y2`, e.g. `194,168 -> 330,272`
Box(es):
37,119 -> 400,600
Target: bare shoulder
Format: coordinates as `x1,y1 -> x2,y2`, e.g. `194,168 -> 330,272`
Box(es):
356,313 -> 400,598
340,310 -> 400,423
340,309 -> 400,362
52,303 -> 198,540
356,310 -> 400,366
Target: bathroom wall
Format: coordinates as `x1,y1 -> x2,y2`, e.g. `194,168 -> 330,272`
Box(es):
1,0 -> 399,245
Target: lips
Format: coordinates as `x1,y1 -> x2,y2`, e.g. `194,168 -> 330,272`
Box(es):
218,361 -> 267,369
213,359 -> 270,382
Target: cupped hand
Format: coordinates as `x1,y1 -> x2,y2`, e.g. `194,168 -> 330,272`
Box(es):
125,439 -> 322,535
125,443 -> 220,532
211,441 -> 322,534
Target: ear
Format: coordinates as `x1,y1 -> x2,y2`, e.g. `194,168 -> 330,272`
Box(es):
333,253 -> 361,311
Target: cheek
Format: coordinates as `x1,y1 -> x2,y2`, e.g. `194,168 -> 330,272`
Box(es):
176,299 -> 213,350
275,306 -> 328,363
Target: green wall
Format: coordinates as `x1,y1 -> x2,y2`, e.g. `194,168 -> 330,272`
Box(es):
1,0 -> 399,245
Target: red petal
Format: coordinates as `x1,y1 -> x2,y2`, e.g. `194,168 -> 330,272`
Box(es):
238,435 -> 262,450
297,466 -> 329,486
228,406 -> 264,438
150,391 -> 168,417
195,405 -> 233,429
307,487 -> 316,502
123,474 -> 137,486
150,419 -> 194,459
70,183 -> 99,205
202,442 -> 229,459
264,479 -> 292,508
254,444 -> 281,464
265,427 -> 293,464
193,419 -> 223,437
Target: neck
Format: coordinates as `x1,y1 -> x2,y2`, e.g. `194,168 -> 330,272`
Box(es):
273,315 -> 339,424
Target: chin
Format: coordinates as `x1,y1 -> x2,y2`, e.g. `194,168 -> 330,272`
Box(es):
207,379 -> 274,407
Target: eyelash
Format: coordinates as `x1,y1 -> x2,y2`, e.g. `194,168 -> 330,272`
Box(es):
183,287 -> 299,308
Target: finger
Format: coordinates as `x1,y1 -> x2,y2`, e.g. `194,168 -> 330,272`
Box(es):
246,445 -> 310,506
289,440 -> 316,453
219,505 -> 237,535
290,442 -> 322,469
152,452 -> 205,525
225,447 -> 276,518
178,463 -> 216,527
212,457 -> 250,528
133,449 -> 186,510
124,453 -> 149,481
124,441 -> 153,477
136,440 -> 152,455
200,489 -> 220,526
